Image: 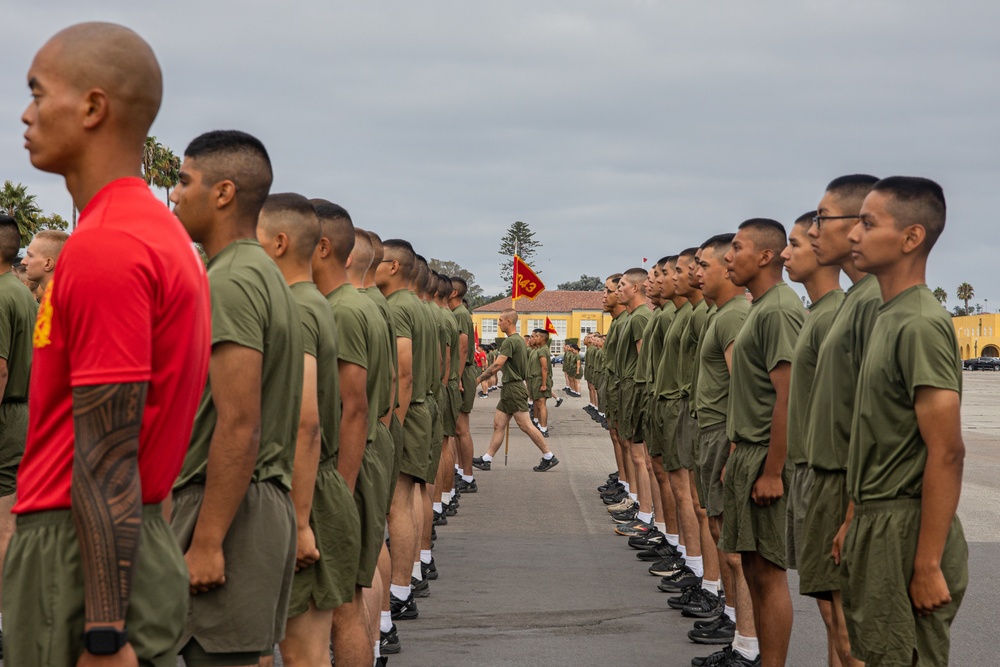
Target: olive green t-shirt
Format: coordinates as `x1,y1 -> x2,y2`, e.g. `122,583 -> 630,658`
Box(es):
689,303 -> 717,418
440,305 -> 460,381
364,286 -> 398,409
848,285 -> 961,503
0,271 -> 38,400
604,310 -> 628,379
498,333 -> 529,383
786,288 -> 844,465
618,304 -> 651,380
419,299 -> 441,396
804,274 -> 882,472
178,239 -> 304,491
387,289 -> 427,403
644,303 -> 676,394
451,304 -> 476,367
726,282 -> 804,446
679,299 -> 709,397
655,301 -> 692,399
290,282 -> 341,464
695,295 -> 750,427
327,283 -> 394,441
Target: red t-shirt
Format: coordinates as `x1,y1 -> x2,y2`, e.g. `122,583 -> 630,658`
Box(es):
14,178 -> 211,514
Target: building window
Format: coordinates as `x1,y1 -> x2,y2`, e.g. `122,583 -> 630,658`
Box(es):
580,319 -> 598,336
481,318 -> 498,340
551,338 -> 564,355
527,318 -> 544,332
552,319 -> 567,339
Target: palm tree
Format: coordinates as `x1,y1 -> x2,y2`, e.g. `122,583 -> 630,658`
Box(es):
0,180 -> 42,244
932,287 -> 948,306
142,136 -> 182,203
956,282 -> 975,315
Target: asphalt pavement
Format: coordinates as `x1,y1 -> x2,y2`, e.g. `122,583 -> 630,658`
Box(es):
389,376 -> 997,667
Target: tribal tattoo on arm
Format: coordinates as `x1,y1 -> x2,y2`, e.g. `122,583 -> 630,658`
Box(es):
71,382 -> 148,625
477,360 -> 504,385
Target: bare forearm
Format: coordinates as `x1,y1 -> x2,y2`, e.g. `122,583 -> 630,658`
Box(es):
71,382 -> 147,626
290,424 -> 320,530
395,374 -> 413,425
0,363 -> 8,401
916,450 -> 964,569
192,421 -> 259,549
764,401 -> 789,477
338,407 -> 368,493
478,361 -> 502,384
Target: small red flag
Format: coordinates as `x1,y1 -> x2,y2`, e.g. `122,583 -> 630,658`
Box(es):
642,257 -> 648,263
544,316 -> 558,335
512,255 -> 545,300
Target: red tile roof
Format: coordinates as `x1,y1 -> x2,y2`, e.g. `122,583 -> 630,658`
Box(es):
474,291 -> 605,314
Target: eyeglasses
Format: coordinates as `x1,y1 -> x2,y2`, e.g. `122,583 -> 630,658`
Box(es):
380,259 -> 395,263
811,215 -> 861,229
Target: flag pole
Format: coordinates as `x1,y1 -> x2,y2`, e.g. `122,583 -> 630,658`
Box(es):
508,239 -> 518,467
504,419 -> 510,467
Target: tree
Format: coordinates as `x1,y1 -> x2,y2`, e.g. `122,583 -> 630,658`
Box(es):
142,136 -> 181,202
1,180 -> 43,244
933,287 -> 948,306
428,258 -> 484,304
498,220 -> 542,292
35,213 -> 69,232
557,274 -> 603,291
957,282 -> 975,316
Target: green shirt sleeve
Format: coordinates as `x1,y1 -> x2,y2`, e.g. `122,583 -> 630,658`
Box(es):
761,307 -> 800,372
898,315 -> 962,399
210,273 -> 266,352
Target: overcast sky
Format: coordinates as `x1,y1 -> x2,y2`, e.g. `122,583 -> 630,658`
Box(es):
4,2 -> 998,307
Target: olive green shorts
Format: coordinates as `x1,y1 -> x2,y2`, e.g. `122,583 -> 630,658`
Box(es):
459,365 -> 477,413
697,423 -> 730,517
388,414 -> 404,500
426,391 -> 445,483
841,499 -> 968,667
528,377 -> 552,400
497,382 -> 529,415
616,379 -> 642,442
605,378 -> 620,425
399,400 -> 432,482
0,401 -> 28,497
785,462 -> 814,571
718,442 -> 789,569
356,441 -> 390,587
442,380 -> 460,437
646,396 -> 666,460
677,401 -> 696,471
289,462 -> 361,616
640,392 -> 656,452
172,481 -> 296,654
596,373 -> 608,413
661,398 -> 685,472
799,469 -> 849,597
2,504 -> 186,667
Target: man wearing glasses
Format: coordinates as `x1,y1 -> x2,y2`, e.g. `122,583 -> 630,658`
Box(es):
798,174 -> 880,667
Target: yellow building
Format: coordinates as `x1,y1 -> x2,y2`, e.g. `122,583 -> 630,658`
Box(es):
472,291 -> 612,355
954,313 -> 1000,360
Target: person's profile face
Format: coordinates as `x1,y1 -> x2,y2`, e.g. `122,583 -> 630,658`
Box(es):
23,240 -> 48,282
687,252 -> 701,290
849,190 -> 901,275
673,258 -> 691,297
658,263 -> 675,299
603,280 -> 619,311
781,224 -> 817,284
22,43 -> 82,175
811,190 -> 856,267
170,157 -> 213,242
724,230 -> 756,288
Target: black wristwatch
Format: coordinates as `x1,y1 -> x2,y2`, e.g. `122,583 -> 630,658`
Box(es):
84,627 -> 129,655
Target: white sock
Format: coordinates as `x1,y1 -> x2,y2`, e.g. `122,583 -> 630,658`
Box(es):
725,605 -> 736,623
539,426 -> 548,433
390,584 -> 410,600
678,544 -> 687,559
455,465 -> 462,473
598,412 -> 605,417
733,632 -> 760,660
665,533 -> 680,547
432,502 -> 443,513
374,642 -> 381,660
637,511 -> 653,524
482,454 -> 493,462
702,578 -> 720,595
687,555 -> 704,577
380,611 -> 392,633
442,491 -> 452,503
621,481 -> 631,492
411,561 -> 422,580
543,451 -> 553,460
462,474 -> 474,483
420,549 -> 432,564
654,522 -> 666,533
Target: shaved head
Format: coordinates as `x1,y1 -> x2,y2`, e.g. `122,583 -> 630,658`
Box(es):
310,199 -> 355,264
259,193 -> 320,262
826,174 -> 879,215
737,218 -> 787,258
622,267 -> 648,292
350,228 -> 374,277
700,233 -> 735,258
40,23 -> 162,139
500,308 -> 518,325
0,216 -> 20,264
383,239 -> 415,280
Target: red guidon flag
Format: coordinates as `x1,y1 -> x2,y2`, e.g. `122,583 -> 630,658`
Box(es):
512,255 -> 545,300
544,316 -> 558,335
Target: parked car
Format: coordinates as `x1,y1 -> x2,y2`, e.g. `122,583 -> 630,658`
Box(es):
964,357 -> 1000,371
552,355 -> 563,365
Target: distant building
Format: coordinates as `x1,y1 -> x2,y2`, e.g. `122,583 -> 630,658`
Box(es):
472,290 -> 611,355
954,313 -> 1000,360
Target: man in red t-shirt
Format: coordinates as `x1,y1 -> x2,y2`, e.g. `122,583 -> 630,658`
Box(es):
5,23 -> 211,667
